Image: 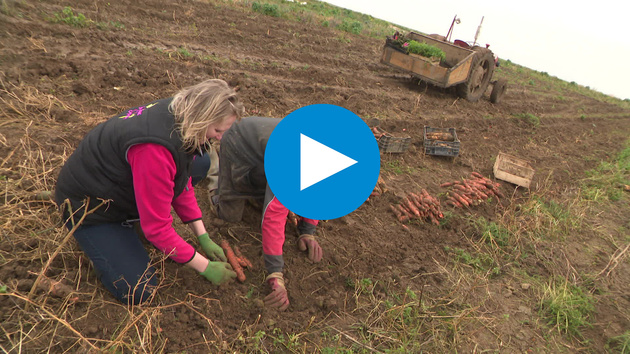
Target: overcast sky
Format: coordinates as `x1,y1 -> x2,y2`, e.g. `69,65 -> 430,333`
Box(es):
322,0 -> 630,100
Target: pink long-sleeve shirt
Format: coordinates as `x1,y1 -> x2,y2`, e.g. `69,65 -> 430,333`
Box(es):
262,196 -> 318,256
127,143 -> 200,263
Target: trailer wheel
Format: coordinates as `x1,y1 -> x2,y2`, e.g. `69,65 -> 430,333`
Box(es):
490,79 -> 507,104
457,48 -> 495,102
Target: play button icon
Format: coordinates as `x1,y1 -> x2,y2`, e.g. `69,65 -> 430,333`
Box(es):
300,134 -> 357,191
264,104 -> 380,220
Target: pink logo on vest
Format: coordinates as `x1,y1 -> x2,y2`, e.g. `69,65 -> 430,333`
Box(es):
118,102 -> 158,119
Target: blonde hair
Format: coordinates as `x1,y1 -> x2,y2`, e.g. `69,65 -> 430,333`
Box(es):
169,79 -> 244,152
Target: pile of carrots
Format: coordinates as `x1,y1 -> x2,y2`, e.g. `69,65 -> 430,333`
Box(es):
220,240 -> 253,282
441,172 -> 504,208
389,189 -> 443,226
388,173 -> 505,228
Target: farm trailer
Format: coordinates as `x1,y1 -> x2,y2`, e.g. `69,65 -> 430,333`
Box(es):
380,32 -> 506,103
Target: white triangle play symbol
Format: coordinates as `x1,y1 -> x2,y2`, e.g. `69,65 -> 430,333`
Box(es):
300,134 -> 357,191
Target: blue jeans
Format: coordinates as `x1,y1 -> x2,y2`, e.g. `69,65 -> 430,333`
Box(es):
73,222 -> 157,305
70,152 -> 210,305
191,151 -> 211,186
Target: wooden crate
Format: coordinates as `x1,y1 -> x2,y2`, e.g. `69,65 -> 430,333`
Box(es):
493,152 -> 535,188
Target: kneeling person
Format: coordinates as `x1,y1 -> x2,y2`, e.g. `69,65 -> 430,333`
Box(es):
213,116 -> 323,311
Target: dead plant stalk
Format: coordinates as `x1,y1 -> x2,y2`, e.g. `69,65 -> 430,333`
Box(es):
597,242 -> 630,278
25,198 -> 105,310
2,292 -> 99,351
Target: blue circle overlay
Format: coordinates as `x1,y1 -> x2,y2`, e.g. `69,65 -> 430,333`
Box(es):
264,104 -> 380,220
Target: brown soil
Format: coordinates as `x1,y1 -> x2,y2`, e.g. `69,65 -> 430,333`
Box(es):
1,0 -> 629,352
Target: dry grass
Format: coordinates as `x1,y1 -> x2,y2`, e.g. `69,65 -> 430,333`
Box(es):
0,81 -> 164,352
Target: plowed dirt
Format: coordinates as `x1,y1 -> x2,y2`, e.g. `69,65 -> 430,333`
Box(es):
1,1 -> 629,352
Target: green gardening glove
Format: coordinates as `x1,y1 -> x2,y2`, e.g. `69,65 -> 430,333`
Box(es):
198,233 -> 227,262
200,261 -> 237,285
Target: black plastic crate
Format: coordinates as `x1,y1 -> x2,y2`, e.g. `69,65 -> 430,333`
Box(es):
378,133 -> 411,153
423,126 -> 460,157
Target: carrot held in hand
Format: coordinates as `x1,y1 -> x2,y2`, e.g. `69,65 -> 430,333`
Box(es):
220,240 -> 246,282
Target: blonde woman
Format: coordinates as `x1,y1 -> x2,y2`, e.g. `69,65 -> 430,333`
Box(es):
55,79 -> 244,305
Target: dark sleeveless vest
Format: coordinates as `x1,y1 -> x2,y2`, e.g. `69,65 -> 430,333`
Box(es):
55,98 -> 196,225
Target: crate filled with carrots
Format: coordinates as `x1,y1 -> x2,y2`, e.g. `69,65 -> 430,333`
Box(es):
423,126 -> 460,157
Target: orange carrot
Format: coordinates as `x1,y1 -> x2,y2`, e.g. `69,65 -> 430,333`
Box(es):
452,193 -> 470,207
461,193 -> 474,203
471,182 -> 488,190
393,204 -> 410,222
410,195 -> 427,212
405,197 -> 421,217
409,193 -> 424,207
471,172 -> 484,179
397,204 -> 413,221
220,240 -> 246,282
390,204 -> 405,222
428,213 -> 440,226
448,197 -> 463,207
234,246 -> 253,269
440,182 -> 453,188
447,199 -> 462,208
454,184 -> 467,192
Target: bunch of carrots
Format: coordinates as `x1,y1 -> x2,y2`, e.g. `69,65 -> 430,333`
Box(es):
389,189 -> 443,226
220,240 -> 253,282
388,173 -> 505,228
441,172 -> 504,208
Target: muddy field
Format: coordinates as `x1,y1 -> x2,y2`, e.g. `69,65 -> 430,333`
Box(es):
1,0 -> 629,352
